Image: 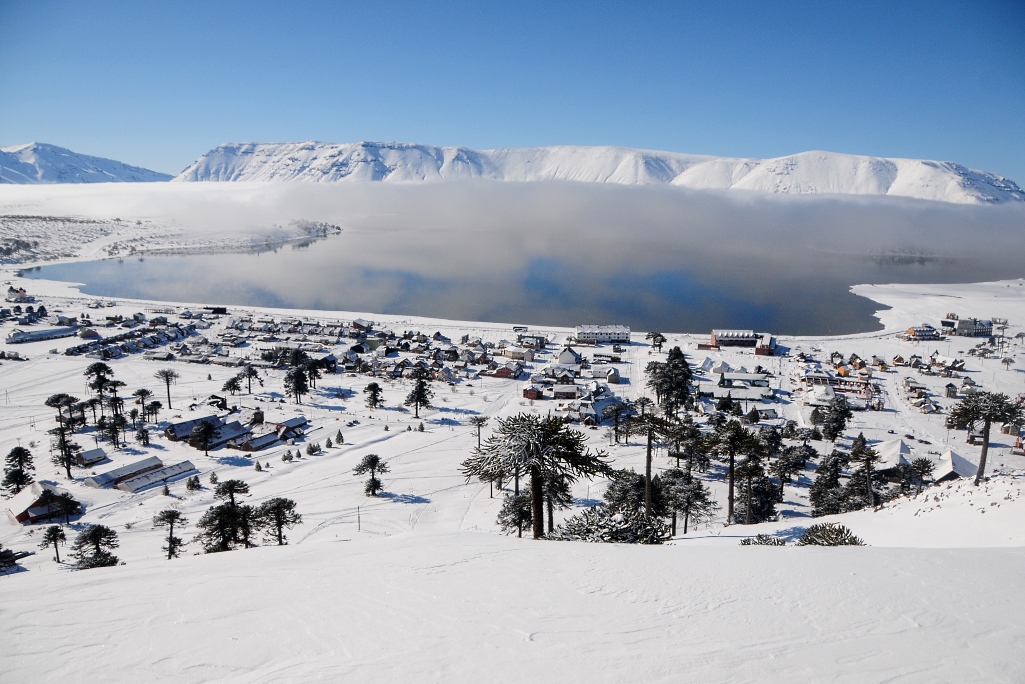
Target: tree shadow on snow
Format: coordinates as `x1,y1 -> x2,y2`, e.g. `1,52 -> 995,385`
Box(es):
379,492 -> 431,505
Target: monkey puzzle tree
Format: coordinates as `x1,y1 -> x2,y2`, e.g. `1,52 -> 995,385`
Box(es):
353,454 -> 390,496
947,392 -> 1024,486
404,367 -> 434,418
152,509 -> 188,559
154,368 -> 180,409
461,413 -> 612,539
39,525 -> 67,563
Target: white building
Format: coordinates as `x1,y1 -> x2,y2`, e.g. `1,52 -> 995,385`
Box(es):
574,325 -> 630,344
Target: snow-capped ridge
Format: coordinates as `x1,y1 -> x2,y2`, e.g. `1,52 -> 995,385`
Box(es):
174,141 -> 1025,205
0,142 -> 172,184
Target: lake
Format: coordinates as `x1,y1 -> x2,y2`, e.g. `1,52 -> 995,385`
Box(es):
21,182 -> 1025,335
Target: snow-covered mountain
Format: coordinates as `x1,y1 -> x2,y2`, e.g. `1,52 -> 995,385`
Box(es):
0,142 -> 172,184
175,141 -> 1025,204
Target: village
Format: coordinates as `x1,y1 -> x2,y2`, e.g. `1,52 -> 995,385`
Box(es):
1,271 -> 1023,567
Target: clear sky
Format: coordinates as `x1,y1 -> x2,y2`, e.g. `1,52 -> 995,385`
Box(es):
1,1 -> 1022,181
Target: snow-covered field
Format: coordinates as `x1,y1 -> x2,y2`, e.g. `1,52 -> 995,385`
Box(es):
0,261 -> 1023,681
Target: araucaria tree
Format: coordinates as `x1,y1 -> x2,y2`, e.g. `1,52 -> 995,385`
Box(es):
154,368 -> 180,409
284,368 -> 309,404
821,396 -> 853,442
239,365 -> 262,394
39,525 -> 66,563
84,362 -> 114,417
947,392 -> 1024,486
256,497 -> 302,545
2,446 -> 35,495
189,421 -> 218,456
72,524 -> 120,569
462,413 -> 612,539
660,468 -> 719,535
353,454 -> 390,496
404,368 -> 433,418
153,509 -> 188,559
702,420 -> 759,524
221,375 -> 242,396
644,346 -> 692,416
364,382 -> 384,409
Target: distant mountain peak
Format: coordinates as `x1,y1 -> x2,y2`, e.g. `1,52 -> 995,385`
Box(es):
173,141 -> 1025,205
0,142 -> 172,184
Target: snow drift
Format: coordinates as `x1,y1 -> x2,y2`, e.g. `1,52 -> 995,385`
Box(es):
174,141 -> 1025,205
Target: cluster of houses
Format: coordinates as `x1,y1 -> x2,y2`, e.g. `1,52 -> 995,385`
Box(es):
904,313 -> 995,342
163,409 -> 310,453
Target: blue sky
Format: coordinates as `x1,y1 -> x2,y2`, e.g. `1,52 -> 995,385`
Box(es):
1,1 -> 1022,180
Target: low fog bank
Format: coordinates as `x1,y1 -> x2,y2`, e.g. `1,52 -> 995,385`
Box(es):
9,181 -> 1025,334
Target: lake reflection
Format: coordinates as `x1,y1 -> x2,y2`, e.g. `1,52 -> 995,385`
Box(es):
23,182 -> 1025,335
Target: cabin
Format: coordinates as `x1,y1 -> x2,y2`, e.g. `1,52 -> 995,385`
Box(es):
522,385 -> 544,400
84,457 -> 165,488
116,461 -> 197,493
553,385 -> 579,400
165,415 -> 223,441
933,450 -> 977,483
6,482 -> 77,524
76,447 -> 108,467
558,347 -> 583,365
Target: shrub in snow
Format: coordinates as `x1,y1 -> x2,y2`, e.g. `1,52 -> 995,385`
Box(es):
417,422 -> 425,432
185,475 -> 201,492
161,484 -> 171,496
255,462 -> 262,472
740,534 -> 786,546
335,430 -> 343,444
324,437 -> 333,449
282,450 -> 293,463
209,472 -> 219,485
549,505 -> 670,544
796,523 -> 864,547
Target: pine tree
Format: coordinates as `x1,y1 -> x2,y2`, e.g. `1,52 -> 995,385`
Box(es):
39,525 -> 66,563
324,437 -> 333,449
255,462 -> 262,472
209,471 -> 219,485
496,493 -> 532,535
909,458 -> 936,494
3,446 -> 35,495
284,368 -> 309,404
255,497 -> 302,545
809,450 -> 849,517
335,430 -> 344,444
661,468 -> 719,535
822,397 -> 853,442
215,479 -> 250,507
153,509 -> 188,559
849,432 -> 882,506
364,382 -> 384,409
404,368 -> 434,418
72,524 -> 120,569
222,375 -> 242,396
185,475 -> 202,491
603,469 -> 668,518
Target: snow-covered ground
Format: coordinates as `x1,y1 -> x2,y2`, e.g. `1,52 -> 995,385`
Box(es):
1,263 -> 1023,681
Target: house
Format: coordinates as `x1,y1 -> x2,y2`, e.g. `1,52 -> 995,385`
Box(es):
954,318 -> 992,337
932,449 -> 977,483
6,326 -> 79,344
574,325 -> 630,344
351,318 -> 374,331
6,482 -> 78,524
553,384 -> 579,400
84,457 -> 164,488
76,447 -> 108,467
489,362 -> 524,379
604,367 -> 621,384
523,385 -> 544,400
116,461 -> 197,493
558,347 -> 583,365
945,383 -> 959,398
517,334 -> 547,349
164,415 -> 223,441
876,439 -> 914,480
5,286 -> 31,303
755,334 -> 777,356
904,324 -> 940,341
504,346 -> 534,363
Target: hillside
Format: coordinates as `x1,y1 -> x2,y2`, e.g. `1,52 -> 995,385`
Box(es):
0,143 -> 172,184
174,141 -> 1025,205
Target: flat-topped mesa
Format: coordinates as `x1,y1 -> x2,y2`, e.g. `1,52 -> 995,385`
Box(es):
173,141 -> 1025,205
